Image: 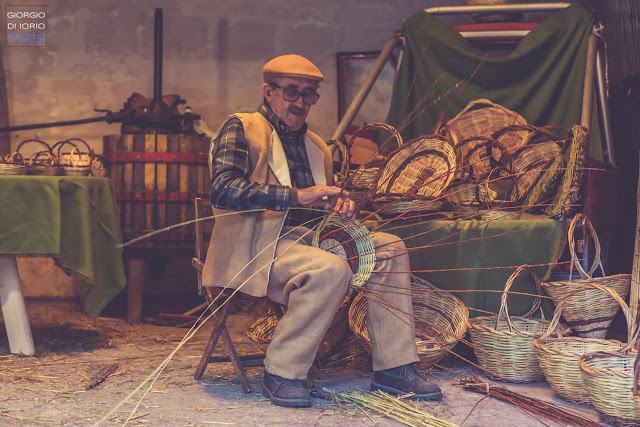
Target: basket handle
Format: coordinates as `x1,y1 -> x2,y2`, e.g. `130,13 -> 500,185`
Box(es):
538,282 -> 635,345
15,139 -> 52,153
4,152 -> 25,164
29,150 -> 57,166
495,265 -> 545,332
567,214 -> 604,280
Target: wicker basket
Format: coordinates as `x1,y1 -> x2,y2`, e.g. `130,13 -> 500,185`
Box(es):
247,297 -> 352,360
479,166 -> 521,221
534,283 -> 636,404
52,139 -> 93,176
0,153 -> 27,175
312,213 -> 376,288
348,275 -> 469,367
375,134 -> 456,199
371,196 -> 447,219
542,214 -> 631,339
579,350 -> 640,426
468,265 -> 568,383
27,150 -> 63,176
445,99 -> 528,178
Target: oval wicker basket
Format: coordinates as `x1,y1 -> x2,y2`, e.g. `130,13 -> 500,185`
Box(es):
578,350 -> 640,426
348,275 -> 469,367
445,99 -> 528,177
312,214 -> 376,288
533,283 -> 636,404
468,265 -> 568,383
247,297 -> 352,360
375,134 -> 456,199
542,214 -> 631,339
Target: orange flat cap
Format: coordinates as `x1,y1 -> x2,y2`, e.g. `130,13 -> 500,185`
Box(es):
263,54 -> 324,82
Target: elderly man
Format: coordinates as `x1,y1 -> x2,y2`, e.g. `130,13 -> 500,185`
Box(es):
204,54 -> 442,408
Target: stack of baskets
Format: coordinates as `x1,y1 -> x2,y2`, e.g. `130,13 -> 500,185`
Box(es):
542,214 -> 631,339
467,265 -> 568,383
5,138 -> 99,177
348,274 -> 469,367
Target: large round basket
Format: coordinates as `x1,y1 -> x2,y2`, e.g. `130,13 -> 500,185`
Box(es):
375,134 -> 456,199
444,99 -> 528,178
312,214 -> 376,288
348,275 -> 469,367
578,350 -> 640,426
247,297 -> 352,360
533,283 -> 635,404
542,214 -> 631,339
468,265 -> 568,383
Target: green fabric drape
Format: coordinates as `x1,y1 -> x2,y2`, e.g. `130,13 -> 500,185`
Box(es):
386,4 -> 601,160
375,214 -> 564,317
0,176 -> 126,318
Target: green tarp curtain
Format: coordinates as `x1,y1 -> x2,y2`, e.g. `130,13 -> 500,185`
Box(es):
386,4 -> 602,160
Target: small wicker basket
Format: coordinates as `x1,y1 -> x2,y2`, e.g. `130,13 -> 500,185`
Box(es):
542,214 -> 631,339
534,283 -> 635,404
468,265 -> 568,383
0,153 -> 27,175
27,150 -> 63,176
348,275 -> 469,367
579,349 -> 640,426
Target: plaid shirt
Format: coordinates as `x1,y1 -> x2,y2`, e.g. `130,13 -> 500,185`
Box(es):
209,102 -> 323,227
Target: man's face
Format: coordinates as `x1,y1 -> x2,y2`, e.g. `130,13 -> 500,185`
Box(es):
263,76 -> 319,131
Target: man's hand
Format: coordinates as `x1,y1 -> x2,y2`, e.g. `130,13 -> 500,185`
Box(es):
297,185 -> 356,220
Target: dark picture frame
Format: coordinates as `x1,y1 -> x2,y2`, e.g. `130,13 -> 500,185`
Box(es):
336,51 -> 398,131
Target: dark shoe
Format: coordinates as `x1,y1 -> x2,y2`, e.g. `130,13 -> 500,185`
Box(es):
371,363 -> 442,400
262,370 -> 312,408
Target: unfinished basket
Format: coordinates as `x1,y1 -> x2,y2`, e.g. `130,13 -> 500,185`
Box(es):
348,275 -> 469,367
375,134 -> 456,199
312,214 -> 376,288
542,214 -> 631,339
579,349 -> 640,426
534,283 -> 636,404
247,297 -> 352,360
468,265 -> 568,383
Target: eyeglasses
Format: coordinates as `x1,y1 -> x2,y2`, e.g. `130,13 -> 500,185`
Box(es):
269,82 -> 320,105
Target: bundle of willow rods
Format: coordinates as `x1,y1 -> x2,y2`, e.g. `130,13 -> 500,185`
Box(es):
334,389 -> 458,427
460,373 -> 601,427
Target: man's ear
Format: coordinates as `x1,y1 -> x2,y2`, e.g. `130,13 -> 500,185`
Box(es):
262,83 -> 272,102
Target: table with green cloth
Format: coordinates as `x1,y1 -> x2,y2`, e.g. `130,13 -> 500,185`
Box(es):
372,214 -> 565,317
0,176 -> 126,354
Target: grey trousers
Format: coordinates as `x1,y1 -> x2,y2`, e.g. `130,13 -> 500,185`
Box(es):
264,226 -> 419,379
